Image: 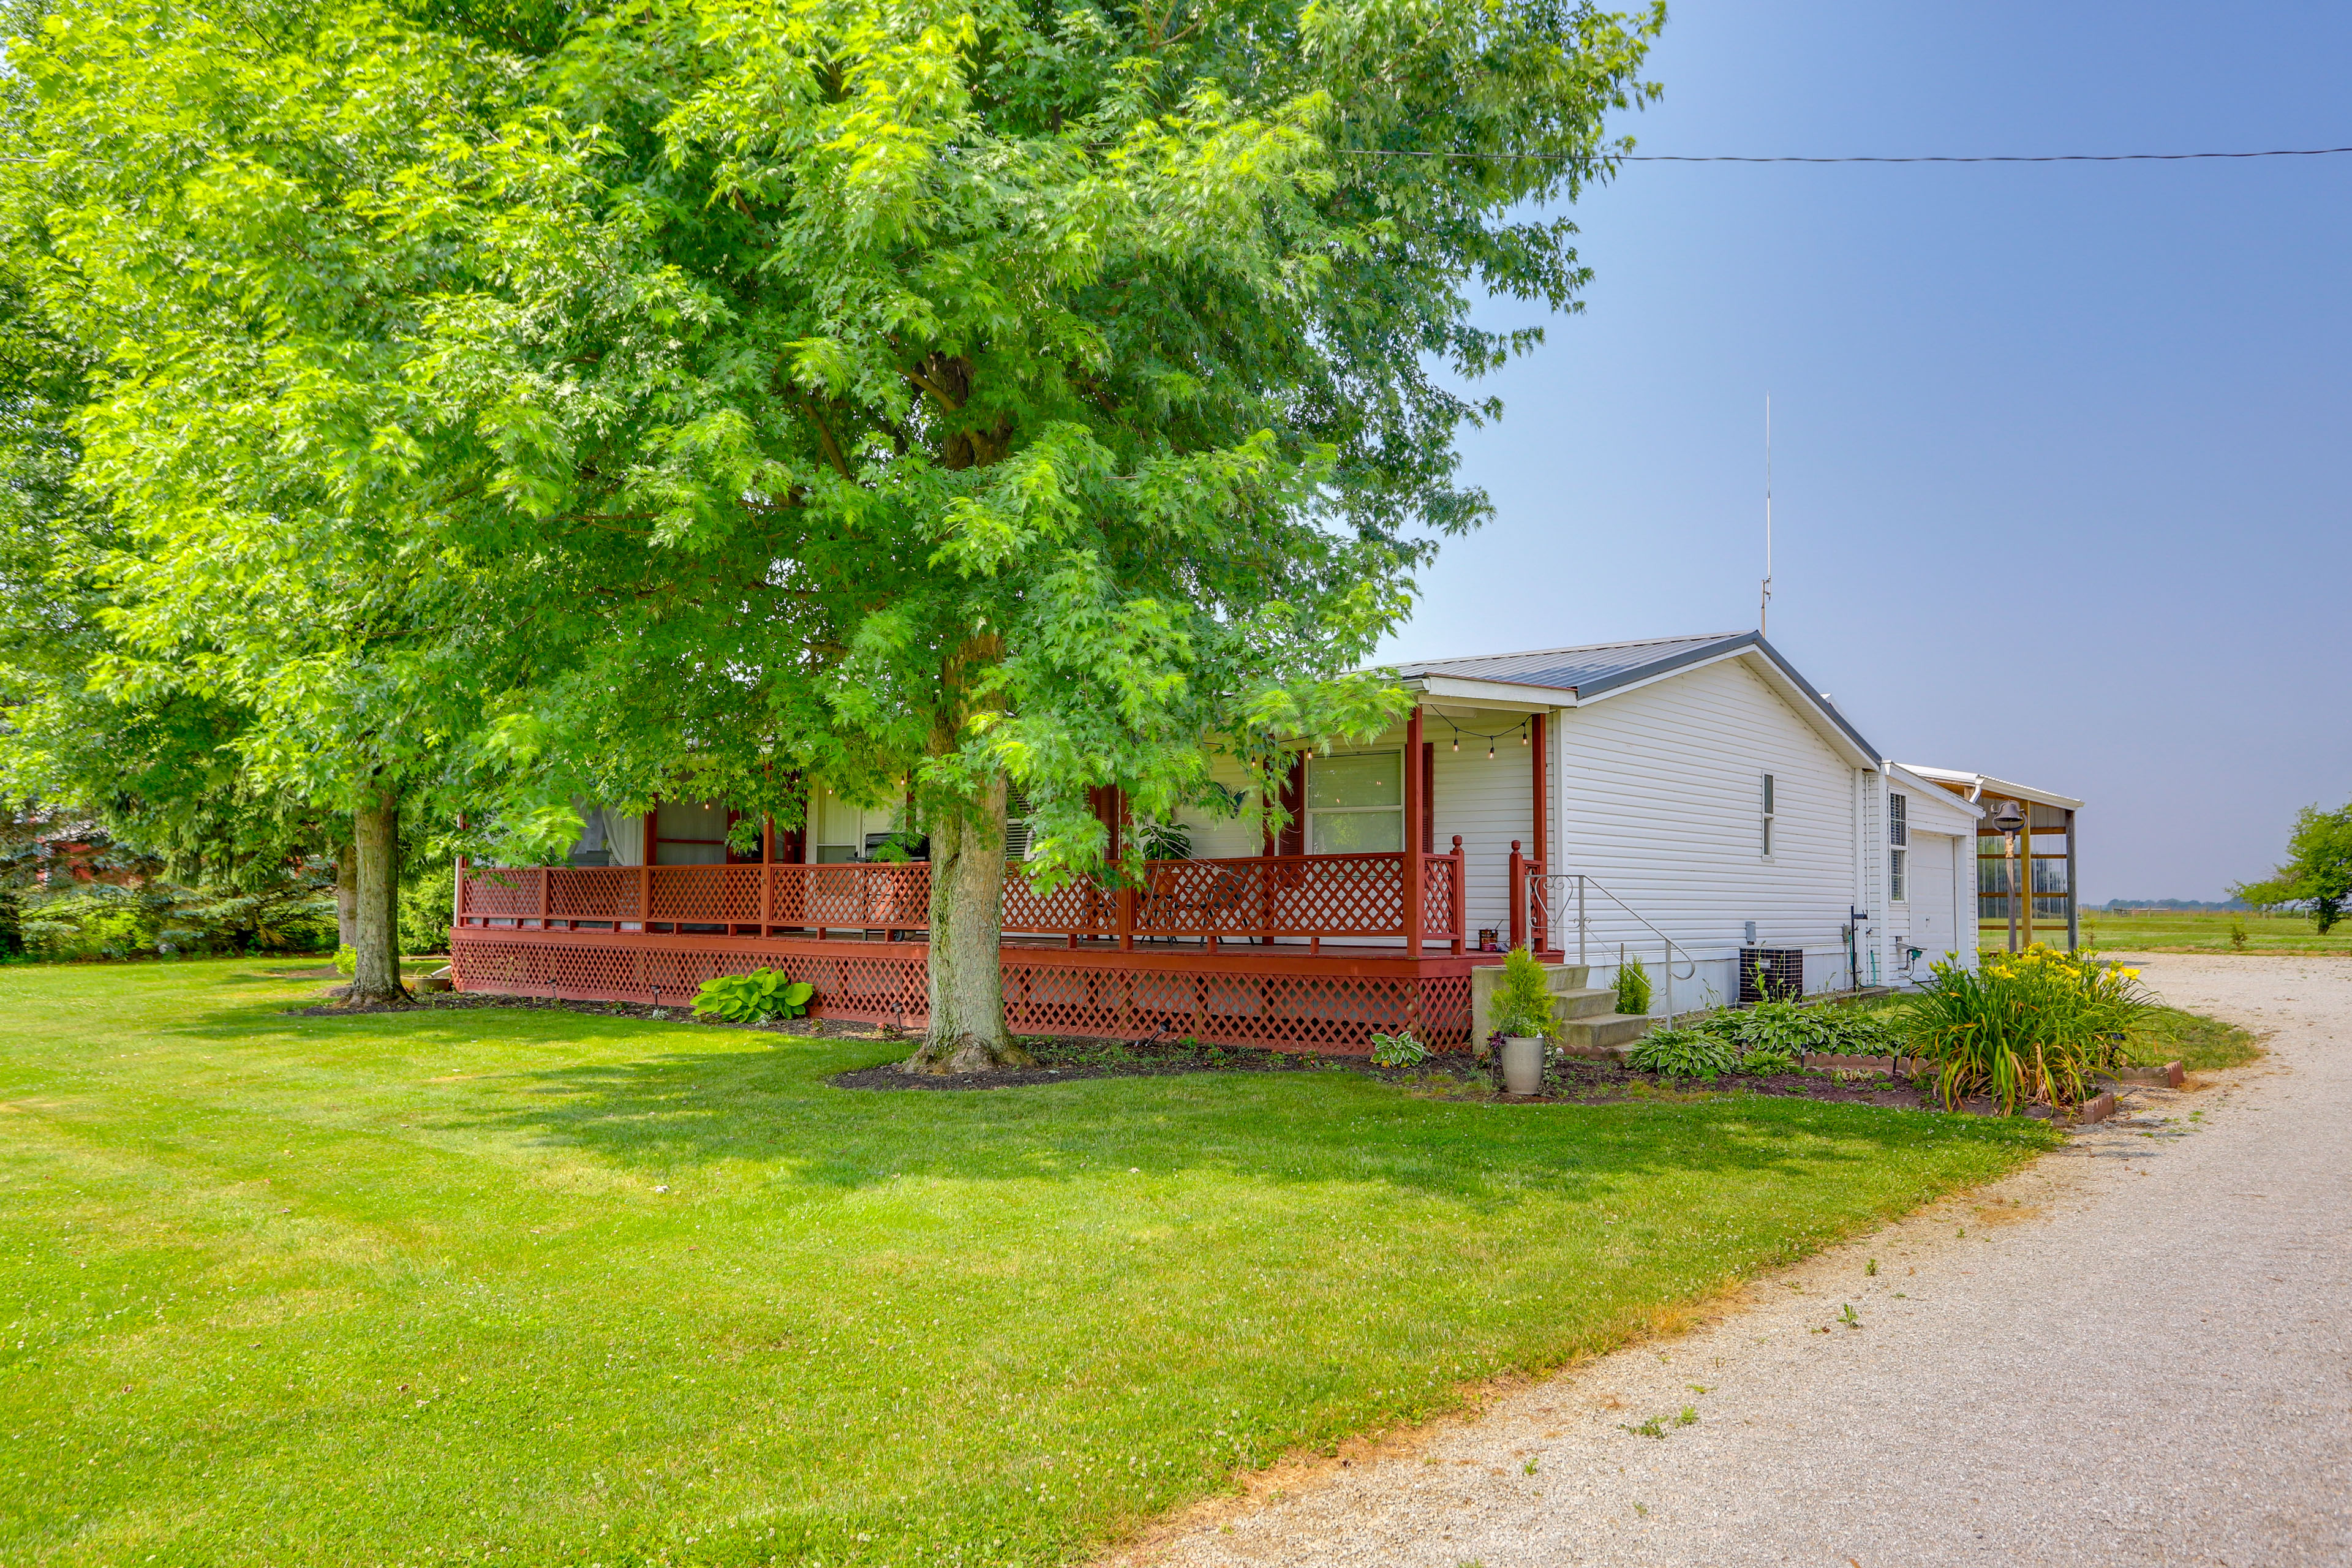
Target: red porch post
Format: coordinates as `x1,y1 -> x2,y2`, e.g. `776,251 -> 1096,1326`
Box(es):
1529,712 -> 1548,954
761,821 -> 775,933
1113,787 -> 1136,952
1403,706 -> 1423,958
1508,840 -> 1526,950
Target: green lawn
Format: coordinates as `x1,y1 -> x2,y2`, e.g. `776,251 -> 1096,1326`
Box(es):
2126,1005 -> 2266,1072
2075,908 -> 2350,956
0,961 -> 2052,1566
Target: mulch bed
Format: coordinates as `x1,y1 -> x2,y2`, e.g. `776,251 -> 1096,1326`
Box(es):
284,987 -> 2053,1115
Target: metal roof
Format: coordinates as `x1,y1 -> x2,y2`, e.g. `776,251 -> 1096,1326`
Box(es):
1390,631 -> 1753,697
1901,766 -> 2084,812
1393,629 -> 1879,762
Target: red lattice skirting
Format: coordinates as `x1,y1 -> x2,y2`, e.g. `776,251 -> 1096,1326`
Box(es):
447,929 -> 1487,1054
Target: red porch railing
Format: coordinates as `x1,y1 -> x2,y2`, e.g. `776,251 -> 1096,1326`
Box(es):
458,843 -> 1468,951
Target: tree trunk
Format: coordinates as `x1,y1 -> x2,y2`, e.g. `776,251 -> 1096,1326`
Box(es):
903,771 -> 1023,1071
347,790 -> 410,1007
334,854 -> 358,949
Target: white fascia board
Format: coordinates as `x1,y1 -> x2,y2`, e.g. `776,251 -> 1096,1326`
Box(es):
1901,765 -> 2084,812
1884,763 -> 1985,824
1404,675 -> 1570,712
1574,647 -> 1879,770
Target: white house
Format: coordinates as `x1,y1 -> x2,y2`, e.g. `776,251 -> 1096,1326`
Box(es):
473,630 -> 2005,1046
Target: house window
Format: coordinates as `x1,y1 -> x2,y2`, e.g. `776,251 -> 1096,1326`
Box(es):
1891,848 -> 1907,902
1306,751 -> 1403,854
1760,773 -> 1776,858
1888,791 -> 1907,846
653,800 -> 728,865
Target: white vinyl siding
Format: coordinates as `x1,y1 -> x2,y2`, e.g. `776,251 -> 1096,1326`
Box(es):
811,787 -> 897,863
1550,656 -> 1863,1001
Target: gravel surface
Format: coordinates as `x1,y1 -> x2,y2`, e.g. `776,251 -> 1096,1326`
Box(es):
1121,954 -> 2352,1567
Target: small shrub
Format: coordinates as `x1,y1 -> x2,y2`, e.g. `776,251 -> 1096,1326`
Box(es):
1368,1030 -> 1430,1069
1627,1026 -> 1735,1082
1613,954 -> 1651,1016
1488,946 -> 1556,1038
334,944 -> 358,976
1733,1045 -> 1798,1076
692,969 -> 816,1024
2228,920 -> 2247,952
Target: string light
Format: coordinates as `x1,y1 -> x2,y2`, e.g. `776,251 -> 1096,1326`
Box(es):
1436,714 -> 1531,761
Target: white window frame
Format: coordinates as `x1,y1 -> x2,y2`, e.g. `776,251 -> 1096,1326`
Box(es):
1888,791 -> 1908,846
1306,750 -> 1406,856
1760,772 -> 1777,859
1891,848 -> 1907,903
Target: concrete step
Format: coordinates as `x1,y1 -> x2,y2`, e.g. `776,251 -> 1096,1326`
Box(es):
1545,965 -> 1593,992
1554,986 -> 1620,1020
1558,1012 -> 1653,1050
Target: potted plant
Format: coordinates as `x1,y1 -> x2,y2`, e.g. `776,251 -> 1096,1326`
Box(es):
1488,946 -> 1556,1095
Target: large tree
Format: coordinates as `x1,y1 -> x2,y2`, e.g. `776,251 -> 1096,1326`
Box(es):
5,0 -> 570,1001
10,0 -> 1662,1057
2233,800 -> 2352,935
434,0 -> 1664,1068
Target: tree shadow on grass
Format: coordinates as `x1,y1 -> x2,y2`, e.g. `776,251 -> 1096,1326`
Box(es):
450,1029 -> 2048,1210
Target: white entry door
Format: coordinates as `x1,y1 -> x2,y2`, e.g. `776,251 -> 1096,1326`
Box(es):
1909,832 -> 1958,964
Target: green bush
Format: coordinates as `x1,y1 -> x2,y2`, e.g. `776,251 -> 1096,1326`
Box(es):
1367,1030 -> 1430,1069
1907,944 -> 2151,1113
692,969 -> 816,1024
1487,946 -> 1556,1039
399,862 -> 455,956
334,944 -> 358,976
1613,954 -> 1651,1016
21,889 -> 154,960
1627,1026 -> 1735,1082
1733,1045 -> 1799,1076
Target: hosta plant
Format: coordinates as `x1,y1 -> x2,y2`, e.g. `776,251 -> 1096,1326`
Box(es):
1368,1031 -> 1431,1069
1627,1027 -> 1736,1082
1733,1045 -> 1800,1077
692,970 -> 816,1025
1907,945 -> 2150,1114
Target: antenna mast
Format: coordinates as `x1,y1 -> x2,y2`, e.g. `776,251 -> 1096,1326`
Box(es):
1760,394 -> 1773,636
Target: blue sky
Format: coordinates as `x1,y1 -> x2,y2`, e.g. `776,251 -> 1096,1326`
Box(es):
1379,1 -> 2352,902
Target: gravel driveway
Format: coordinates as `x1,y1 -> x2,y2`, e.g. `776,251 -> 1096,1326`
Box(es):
1121,954 -> 2352,1567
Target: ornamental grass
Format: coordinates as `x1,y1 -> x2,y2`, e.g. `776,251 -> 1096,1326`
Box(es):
1907,944 -> 2154,1114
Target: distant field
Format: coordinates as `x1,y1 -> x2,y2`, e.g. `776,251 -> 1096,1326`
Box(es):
2063,908 -> 2350,956
1977,909 -> 2345,956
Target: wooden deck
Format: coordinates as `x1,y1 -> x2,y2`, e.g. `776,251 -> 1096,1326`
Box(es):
447,850 -> 1531,1052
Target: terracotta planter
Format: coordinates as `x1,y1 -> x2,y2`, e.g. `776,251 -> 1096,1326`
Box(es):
1501,1035 -> 1547,1096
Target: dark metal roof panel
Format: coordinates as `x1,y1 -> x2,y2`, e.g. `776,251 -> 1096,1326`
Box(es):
1392,632 -> 1752,694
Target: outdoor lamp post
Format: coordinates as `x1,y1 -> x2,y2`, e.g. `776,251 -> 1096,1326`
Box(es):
1989,799 -> 2028,953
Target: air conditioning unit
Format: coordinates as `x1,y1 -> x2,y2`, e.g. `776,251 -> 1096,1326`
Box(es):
1739,948 -> 1804,1005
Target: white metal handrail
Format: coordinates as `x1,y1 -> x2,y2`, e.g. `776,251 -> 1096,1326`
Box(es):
1534,872 -> 1700,1027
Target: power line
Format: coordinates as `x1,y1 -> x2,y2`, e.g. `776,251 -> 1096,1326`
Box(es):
1344,145 -> 2352,164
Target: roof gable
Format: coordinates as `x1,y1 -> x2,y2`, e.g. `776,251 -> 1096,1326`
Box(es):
1392,631 -> 1879,768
